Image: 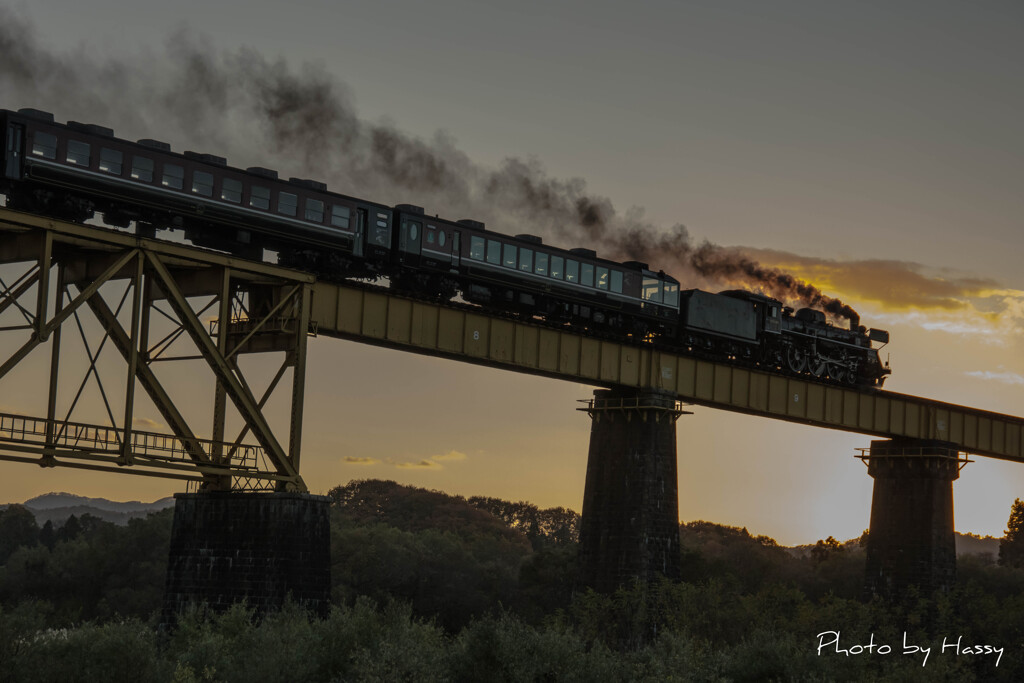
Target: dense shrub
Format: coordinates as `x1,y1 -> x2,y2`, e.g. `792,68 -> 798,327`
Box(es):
2,482 -> 1024,680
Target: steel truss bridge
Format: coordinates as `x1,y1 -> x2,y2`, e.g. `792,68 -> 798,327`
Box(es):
1,206 -> 1022,492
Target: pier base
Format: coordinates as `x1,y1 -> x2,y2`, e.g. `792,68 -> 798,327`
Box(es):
862,439 -> 965,598
578,388 -> 684,592
162,492 -> 331,622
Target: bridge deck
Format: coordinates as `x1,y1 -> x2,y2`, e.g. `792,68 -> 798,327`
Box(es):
310,282 -> 1024,463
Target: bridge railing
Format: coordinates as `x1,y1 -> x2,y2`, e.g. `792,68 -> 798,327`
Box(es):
0,411 -> 263,470
576,397 -> 691,413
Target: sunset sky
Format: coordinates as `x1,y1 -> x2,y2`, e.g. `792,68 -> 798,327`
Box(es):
1,0 -> 1022,545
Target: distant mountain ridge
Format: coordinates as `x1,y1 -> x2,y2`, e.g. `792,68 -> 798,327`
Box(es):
21,492 -> 174,512
2,492 -> 174,526
956,532 -> 1001,560
784,531 -> 1000,560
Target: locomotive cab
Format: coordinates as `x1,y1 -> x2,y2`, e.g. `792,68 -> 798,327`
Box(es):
641,270 -> 680,315
764,302 -> 781,334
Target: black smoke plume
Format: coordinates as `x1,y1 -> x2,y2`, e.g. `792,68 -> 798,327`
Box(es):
0,9 -> 861,324
690,244 -> 861,327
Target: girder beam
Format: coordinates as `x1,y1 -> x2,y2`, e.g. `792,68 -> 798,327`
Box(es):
310,282 -> 1024,463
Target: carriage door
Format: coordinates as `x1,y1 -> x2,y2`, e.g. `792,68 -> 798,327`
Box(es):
450,230 -> 461,269
353,208 -> 366,258
399,218 -> 422,264
4,124 -> 22,180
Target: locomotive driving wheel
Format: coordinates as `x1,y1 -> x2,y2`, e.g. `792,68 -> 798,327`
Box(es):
826,362 -> 846,383
825,351 -> 849,383
807,353 -> 826,378
844,361 -> 860,385
786,346 -> 808,373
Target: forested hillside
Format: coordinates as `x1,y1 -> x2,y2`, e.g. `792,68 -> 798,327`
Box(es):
1,480 -> 1023,681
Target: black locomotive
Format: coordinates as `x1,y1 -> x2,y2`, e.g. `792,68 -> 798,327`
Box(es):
0,108 -> 890,387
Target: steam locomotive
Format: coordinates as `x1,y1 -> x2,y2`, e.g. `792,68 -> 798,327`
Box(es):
0,107 -> 890,387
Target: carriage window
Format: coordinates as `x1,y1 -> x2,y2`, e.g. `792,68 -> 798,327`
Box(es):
565,259 -> 579,283
664,283 -> 679,307
642,277 -> 662,303
518,248 -> 533,272
331,205 -> 350,228
550,255 -> 563,280
250,185 -> 270,210
66,140 -> 91,166
581,263 -> 594,287
501,244 -> 516,268
99,148 -> 123,175
221,178 -> 242,203
534,252 -> 548,277
278,192 -> 298,216
192,171 -> 214,196
369,211 -> 388,244
438,231 -> 446,247
131,156 -> 154,182
161,164 -> 184,189
470,236 -> 485,260
596,267 -> 609,290
31,132 -> 57,159
426,227 -> 436,244
486,239 -> 501,264
305,198 -> 324,222
611,270 -> 623,293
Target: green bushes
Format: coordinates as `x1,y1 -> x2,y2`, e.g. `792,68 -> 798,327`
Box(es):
0,608 -> 165,683
0,600 -> 450,683
4,483 -> 1024,680
0,509 -> 172,624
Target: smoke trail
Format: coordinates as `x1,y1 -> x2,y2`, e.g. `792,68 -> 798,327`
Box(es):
0,10 -> 862,323
691,244 -> 861,327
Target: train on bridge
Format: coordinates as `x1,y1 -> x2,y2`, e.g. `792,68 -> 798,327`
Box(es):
1,107 -> 890,387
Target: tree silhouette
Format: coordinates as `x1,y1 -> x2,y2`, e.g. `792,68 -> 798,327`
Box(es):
998,498 -> 1024,568
810,536 -> 844,564
0,505 -> 38,563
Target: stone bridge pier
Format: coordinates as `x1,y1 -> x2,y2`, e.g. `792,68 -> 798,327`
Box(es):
162,491 -> 331,624
861,438 -> 967,598
578,388 -> 686,592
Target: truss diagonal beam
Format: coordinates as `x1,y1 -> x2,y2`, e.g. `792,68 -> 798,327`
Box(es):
226,357 -> 290,461
0,249 -> 137,381
84,280 -> 212,467
144,251 -> 301,487
0,267 -> 40,323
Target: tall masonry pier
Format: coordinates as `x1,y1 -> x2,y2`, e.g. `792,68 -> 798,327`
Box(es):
163,492 -> 331,622
578,388 -> 686,592
861,438 -> 967,598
